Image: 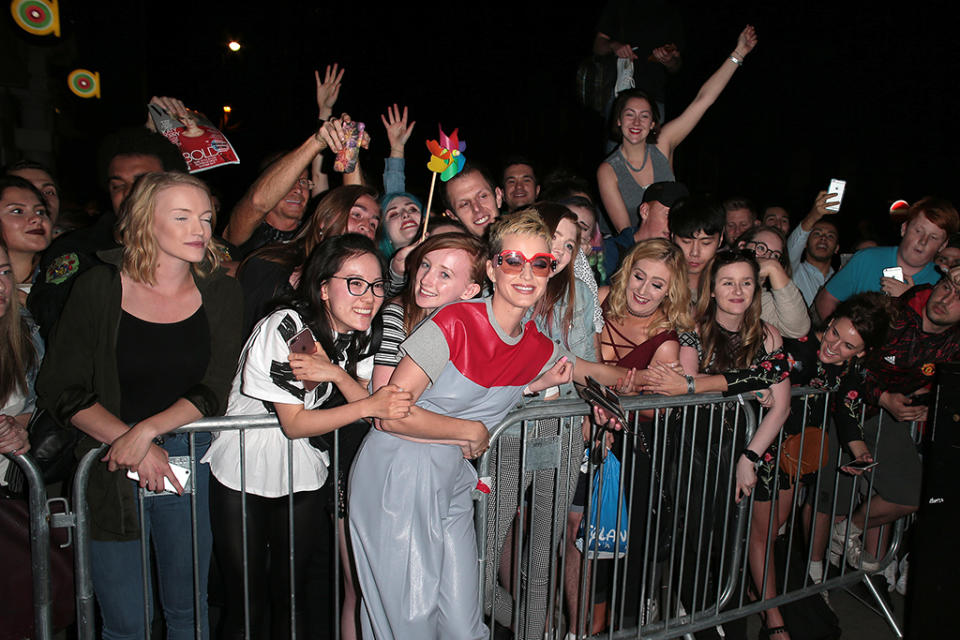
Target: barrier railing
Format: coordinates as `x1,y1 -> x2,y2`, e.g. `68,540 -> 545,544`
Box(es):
4,451 -> 59,639
13,388 -> 915,640
475,388 -> 909,640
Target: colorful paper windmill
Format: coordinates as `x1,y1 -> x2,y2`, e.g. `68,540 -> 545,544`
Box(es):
420,125 -> 467,241
426,126 -> 466,182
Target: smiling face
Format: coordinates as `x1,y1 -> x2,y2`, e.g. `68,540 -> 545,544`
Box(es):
624,257 -> 672,317
0,186 -> 52,257
818,316 -> 866,365
502,163 -> 539,211
899,213 -> 948,269
9,167 -> 59,222
321,252 -> 384,334
674,231 -> 721,276
550,218 -> 579,274
346,194 -> 381,240
446,170 -> 502,237
151,185 -> 214,266
486,232 -> 551,313
413,247 -> 481,310
618,97 -> 656,144
712,262 -> 757,318
382,196 -> 422,248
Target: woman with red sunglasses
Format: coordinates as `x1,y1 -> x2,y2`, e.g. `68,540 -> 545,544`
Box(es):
349,210 -> 581,639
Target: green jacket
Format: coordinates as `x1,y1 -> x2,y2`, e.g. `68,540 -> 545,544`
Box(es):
37,249 -> 243,540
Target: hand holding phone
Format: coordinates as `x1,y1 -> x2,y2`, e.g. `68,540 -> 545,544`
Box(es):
128,461 -> 191,494
287,327 -> 320,392
826,179 -> 846,212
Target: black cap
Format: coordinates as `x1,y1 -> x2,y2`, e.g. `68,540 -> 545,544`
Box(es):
641,181 -> 689,208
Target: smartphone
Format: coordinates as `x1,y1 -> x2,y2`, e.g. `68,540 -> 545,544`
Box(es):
287,327 -> 320,392
127,461 -> 191,494
882,266 -> 904,283
826,179 -> 846,212
843,460 -> 878,471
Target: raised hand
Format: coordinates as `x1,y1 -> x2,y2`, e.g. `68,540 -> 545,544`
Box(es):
149,95 -> 190,120
315,64 -> 345,120
380,104 -> 416,157
315,117 -> 346,153
734,25 -> 758,58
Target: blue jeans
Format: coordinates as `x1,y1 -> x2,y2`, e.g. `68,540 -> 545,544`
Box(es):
90,433 -> 212,640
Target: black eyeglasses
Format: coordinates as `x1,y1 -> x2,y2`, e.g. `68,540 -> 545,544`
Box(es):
744,241 -> 783,261
329,276 -> 386,298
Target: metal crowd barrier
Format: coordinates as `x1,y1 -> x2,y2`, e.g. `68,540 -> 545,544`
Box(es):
13,388 -> 919,640
475,388 -> 912,640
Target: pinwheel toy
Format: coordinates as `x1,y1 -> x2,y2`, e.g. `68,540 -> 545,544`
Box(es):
421,125 -> 466,241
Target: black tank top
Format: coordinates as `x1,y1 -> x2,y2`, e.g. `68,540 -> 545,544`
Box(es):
116,307 -> 210,424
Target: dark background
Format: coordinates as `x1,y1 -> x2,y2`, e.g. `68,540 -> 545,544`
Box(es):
3,0 -> 960,246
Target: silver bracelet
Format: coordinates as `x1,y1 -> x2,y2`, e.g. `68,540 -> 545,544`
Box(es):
685,375 -> 696,394
728,54 -> 743,67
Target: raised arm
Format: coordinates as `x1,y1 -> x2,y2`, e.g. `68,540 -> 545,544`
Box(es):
658,25 -> 757,158
223,115 -> 345,248
382,104 -> 415,194
310,65 -> 345,197
598,162 -> 633,234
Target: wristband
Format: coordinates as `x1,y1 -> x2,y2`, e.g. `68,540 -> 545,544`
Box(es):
728,54 -> 743,67
740,448 -> 760,464
685,375 -> 696,394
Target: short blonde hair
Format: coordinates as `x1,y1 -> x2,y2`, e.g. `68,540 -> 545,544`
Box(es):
607,238 -> 693,335
117,171 -> 221,284
486,208 -> 550,258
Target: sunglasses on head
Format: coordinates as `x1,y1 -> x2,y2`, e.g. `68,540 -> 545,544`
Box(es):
495,250 -> 557,276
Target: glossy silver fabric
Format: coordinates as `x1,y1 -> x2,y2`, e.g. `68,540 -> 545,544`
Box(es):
349,429 -> 488,640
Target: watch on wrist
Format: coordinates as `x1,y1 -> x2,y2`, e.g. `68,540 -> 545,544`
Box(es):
740,447 -> 760,464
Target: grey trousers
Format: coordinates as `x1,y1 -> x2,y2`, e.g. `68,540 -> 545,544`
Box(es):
349,430 -> 488,640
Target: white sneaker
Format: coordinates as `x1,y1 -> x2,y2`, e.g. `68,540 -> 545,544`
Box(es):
829,519 -> 863,567
896,554 -> 909,595
882,556 -> 898,590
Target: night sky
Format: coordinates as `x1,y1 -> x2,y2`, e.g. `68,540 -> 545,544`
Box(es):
5,0 -> 960,246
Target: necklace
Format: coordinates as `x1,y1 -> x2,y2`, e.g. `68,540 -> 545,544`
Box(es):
621,145 -> 650,173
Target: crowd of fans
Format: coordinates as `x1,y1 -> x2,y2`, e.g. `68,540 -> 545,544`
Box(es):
3,19 -> 960,640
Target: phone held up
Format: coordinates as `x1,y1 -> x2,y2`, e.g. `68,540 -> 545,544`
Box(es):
826,178 -> 846,213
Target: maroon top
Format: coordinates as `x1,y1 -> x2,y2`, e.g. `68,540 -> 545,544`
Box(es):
600,300 -> 679,369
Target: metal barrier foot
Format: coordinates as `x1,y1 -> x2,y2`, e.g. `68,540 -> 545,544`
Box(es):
857,575 -> 904,639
